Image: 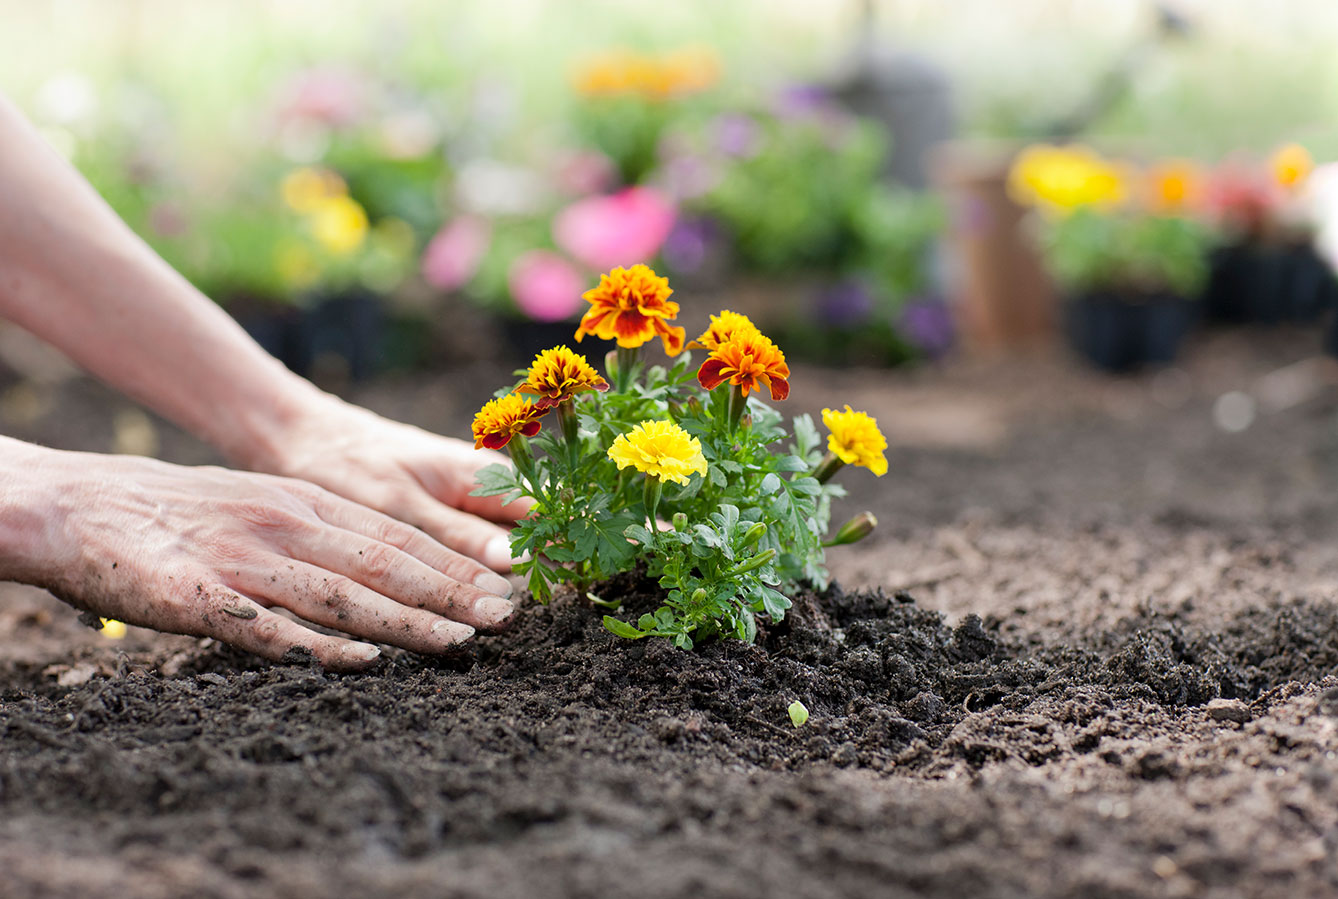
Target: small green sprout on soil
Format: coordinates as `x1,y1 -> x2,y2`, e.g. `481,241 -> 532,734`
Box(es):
787,701 -> 810,728
470,263 -> 885,649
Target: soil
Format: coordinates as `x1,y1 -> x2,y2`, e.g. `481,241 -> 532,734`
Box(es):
3,327 -> 1338,898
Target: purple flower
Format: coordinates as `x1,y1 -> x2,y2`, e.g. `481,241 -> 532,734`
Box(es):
815,280 -> 875,328
899,299 -> 955,358
662,216 -> 721,275
713,113 -> 761,158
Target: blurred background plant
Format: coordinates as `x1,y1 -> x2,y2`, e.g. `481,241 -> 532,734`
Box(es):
5,0 -> 1338,380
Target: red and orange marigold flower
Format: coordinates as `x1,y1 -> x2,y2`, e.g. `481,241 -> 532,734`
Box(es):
686,309 -> 759,352
697,331 -> 790,401
472,394 -> 548,450
516,346 -> 609,409
574,264 -> 686,355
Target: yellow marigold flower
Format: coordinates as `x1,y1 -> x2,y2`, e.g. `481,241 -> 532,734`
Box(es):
472,393 -> 548,450
1008,144 -> 1127,214
281,166 -> 347,214
607,420 -> 708,485
822,405 -> 887,476
516,345 -> 609,409
686,309 -> 760,352
1144,159 -> 1201,214
309,194 -> 369,255
1270,143 -> 1313,191
697,331 -> 790,401
575,264 -> 685,355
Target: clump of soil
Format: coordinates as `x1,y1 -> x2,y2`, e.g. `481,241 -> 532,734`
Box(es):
3,581 -> 1337,898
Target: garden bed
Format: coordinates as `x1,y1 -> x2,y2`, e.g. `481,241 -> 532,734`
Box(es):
3,329 -> 1338,898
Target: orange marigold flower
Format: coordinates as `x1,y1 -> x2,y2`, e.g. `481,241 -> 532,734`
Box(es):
471,394 -> 548,450
574,264 -> 685,355
697,331 -> 790,401
686,309 -> 760,352
515,345 -> 609,409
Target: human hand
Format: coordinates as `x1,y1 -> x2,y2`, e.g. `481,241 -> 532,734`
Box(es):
0,442 -> 516,671
243,395 -> 530,574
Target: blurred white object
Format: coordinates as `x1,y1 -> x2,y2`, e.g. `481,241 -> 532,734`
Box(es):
1212,391 -> 1256,433
34,72 -> 97,127
455,159 -> 547,216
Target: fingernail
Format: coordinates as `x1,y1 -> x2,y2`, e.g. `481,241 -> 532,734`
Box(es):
483,535 -> 514,571
474,570 -> 513,598
432,619 -> 475,645
475,595 -> 515,627
343,643 -> 380,662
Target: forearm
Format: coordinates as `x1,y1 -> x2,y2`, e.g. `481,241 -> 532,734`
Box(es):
0,94 -> 329,468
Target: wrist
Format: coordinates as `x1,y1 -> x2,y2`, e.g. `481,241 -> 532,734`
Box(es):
206,367 -> 338,473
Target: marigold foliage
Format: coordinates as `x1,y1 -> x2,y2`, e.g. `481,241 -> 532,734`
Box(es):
471,393 -> 547,450
822,405 -> 888,476
607,420 -> 708,485
517,346 -> 609,409
575,264 -> 685,355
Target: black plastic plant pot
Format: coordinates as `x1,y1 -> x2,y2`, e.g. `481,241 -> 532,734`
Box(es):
500,318 -> 581,365
293,289 -> 386,382
1065,290 -> 1196,373
1204,242 -> 1336,325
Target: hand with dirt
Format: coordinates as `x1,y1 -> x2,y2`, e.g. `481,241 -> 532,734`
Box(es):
0,437 -> 515,670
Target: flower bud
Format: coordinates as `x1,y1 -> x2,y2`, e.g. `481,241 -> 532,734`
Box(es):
691,588 -> 709,605
740,521 -> 768,548
672,512 -> 689,532
827,512 -> 877,546
604,349 -> 620,381
686,397 -> 703,416
730,548 -> 777,577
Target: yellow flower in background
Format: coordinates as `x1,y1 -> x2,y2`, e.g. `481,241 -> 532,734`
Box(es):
516,345 -> 609,409
607,420 -> 707,485
275,241 -> 319,290
686,309 -> 760,352
1270,143 -> 1313,191
309,194 -> 369,255
1008,144 -> 1127,214
100,618 -> 127,640
822,405 -> 888,476
573,47 -> 719,99
281,166 -> 347,213
1144,159 -> 1202,214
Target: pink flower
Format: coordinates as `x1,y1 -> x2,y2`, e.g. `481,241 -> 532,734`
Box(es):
553,187 -> 677,272
508,251 -> 585,322
421,217 -> 491,292
276,66 -> 368,129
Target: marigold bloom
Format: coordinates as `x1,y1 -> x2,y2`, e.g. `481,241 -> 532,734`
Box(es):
472,393 -> 548,450
1144,160 -> 1201,214
1270,143 -> 1313,191
686,309 -> 760,352
1008,144 -> 1127,214
697,331 -> 790,401
575,264 -> 685,355
607,420 -> 708,485
822,405 -> 887,476
516,346 -> 609,409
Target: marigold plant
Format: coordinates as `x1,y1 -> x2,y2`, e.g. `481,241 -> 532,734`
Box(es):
471,264 -> 882,649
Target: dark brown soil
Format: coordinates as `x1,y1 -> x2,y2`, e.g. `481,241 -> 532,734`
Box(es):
3,328 -> 1338,898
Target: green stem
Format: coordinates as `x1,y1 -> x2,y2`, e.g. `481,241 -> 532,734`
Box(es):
555,400 -> 579,469
812,451 -> 845,484
616,345 -> 639,393
643,476 -> 663,534
508,437 -> 537,492
727,383 -> 747,431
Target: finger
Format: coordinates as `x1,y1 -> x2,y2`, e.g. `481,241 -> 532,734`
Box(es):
406,498 -> 519,573
193,588 -> 382,672
304,494 -> 516,626
227,559 -> 476,653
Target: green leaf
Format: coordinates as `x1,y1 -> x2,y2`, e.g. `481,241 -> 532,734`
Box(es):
469,463 -> 521,498
602,616 -> 649,639
708,465 -> 728,489
624,524 -> 655,546
788,700 -> 809,727
760,473 -> 782,495
774,455 -> 809,473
